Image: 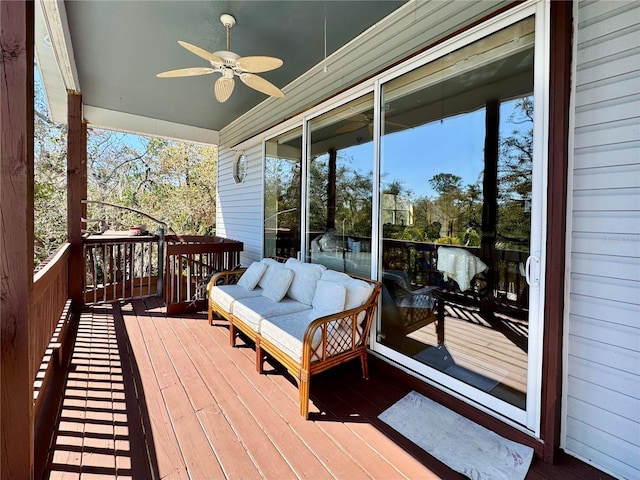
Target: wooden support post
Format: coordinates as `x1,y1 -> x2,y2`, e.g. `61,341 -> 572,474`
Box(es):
81,121 -> 87,221
67,92 -> 85,310
541,0 -> 573,464
0,1 -> 35,478
481,99 -> 499,307
326,147 -> 337,230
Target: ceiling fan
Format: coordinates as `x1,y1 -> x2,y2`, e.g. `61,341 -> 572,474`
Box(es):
336,113 -> 408,136
157,14 -> 285,103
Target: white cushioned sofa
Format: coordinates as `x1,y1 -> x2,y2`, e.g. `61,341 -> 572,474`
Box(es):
207,257 -> 381,418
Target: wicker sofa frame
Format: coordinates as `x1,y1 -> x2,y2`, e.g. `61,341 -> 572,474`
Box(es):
207,265 -> 382,419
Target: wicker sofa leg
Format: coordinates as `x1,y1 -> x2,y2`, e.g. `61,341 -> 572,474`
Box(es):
360,352 -> 369,379
208,305 -> 214,326
256,340 -> 264,373
229,323 -> 237,347
299,372 -> 311,419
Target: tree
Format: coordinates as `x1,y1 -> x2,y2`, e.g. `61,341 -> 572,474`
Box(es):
33,68 -> 218,268
497,96 -> 533,247
429,173 -> 463,238
428,173 -> 462,195
34,77 -> 68,265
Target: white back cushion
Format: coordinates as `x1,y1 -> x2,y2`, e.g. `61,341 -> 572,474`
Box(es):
284,258 -> 326,305
308,279 -> 346,320
320,270 -> 374,310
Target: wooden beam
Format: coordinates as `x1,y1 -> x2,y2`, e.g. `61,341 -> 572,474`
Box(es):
541,0 -> 573,464
0,1 -> 35,478
67,92 -> 85,309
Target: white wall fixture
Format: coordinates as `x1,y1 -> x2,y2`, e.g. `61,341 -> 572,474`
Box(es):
233,151 -> 248,183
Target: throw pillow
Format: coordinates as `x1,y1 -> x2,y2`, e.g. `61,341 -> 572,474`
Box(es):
261,267 -> 295,302
237,261 -> 267,290
258,258 -> 284,290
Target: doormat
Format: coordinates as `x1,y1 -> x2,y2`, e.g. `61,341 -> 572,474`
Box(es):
378,391 -> 533,480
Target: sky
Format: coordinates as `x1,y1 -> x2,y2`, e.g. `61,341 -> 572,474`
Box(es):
345,108 -> 486,199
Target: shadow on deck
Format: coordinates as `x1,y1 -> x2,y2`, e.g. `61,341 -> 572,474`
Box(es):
43,298 -> 613,480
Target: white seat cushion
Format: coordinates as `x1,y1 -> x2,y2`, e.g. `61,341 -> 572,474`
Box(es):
210,284 -> 263,312
232,296 -> 311,332
284,258 -> 326,305
261,313 -> 351,363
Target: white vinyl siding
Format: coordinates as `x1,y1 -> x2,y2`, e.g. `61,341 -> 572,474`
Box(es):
564,2 -> 640,479
216,143 -> 264,265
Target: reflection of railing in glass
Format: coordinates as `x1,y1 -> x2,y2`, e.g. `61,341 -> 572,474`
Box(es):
381,238 -> 527,309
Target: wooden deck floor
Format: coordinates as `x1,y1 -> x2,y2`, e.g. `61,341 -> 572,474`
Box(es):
44,297 -> 614,480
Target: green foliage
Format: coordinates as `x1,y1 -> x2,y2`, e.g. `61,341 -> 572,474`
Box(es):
435,236 -> 461,245
34,77 -> 68,266
87,135 -> 218,235
33,68 -> 218,269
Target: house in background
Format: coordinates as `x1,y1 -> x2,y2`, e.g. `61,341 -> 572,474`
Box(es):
2,1 -> 638,479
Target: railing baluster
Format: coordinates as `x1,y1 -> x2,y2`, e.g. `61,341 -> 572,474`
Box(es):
128,242 -> 133,299
147,241 -> 152,297
139,242 -> 143,297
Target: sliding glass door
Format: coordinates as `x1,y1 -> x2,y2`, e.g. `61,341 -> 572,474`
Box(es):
263,10 -> 547,428
377,17 -> 540,420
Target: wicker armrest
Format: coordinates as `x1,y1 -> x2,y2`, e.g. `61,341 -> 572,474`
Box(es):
207,268 -> 247,294
300,284 -> 381,372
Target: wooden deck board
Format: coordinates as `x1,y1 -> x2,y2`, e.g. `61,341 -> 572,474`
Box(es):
191,320 -> 372,480
184,314 -> 330,480
43,300 -> 616,480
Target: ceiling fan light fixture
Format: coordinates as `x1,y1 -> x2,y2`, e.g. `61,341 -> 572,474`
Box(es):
156,12 -> 285,102
215,76 -> 235,102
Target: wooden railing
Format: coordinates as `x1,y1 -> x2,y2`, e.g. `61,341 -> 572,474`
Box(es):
82,234 -> 243,315
32,243 -> 72,404
83,235 -> 160,305
165,235 -> 243,315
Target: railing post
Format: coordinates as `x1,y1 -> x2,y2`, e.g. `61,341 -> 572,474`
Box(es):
157,227 -> 165,297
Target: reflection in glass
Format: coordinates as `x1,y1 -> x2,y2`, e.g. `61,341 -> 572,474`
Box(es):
307,93 -> 374,277
378,18 -> 535,409
264,127 -> 302,259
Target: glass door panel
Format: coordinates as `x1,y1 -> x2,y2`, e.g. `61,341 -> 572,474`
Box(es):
264,127 -> 302,259
378,18 -> 535,411
306,93 -> 375,277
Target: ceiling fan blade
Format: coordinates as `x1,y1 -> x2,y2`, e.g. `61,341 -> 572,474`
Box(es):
239,73 -> 284,98
236,56 -> 283,73
178,41 -> 223,64
336,121 -> 366,134
214,76 -> 235,102
156,67 -> 216,78
351,113 -> 369,122
385,120 -> 410,129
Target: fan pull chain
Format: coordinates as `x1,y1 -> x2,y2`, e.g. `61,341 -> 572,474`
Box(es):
323,3 -> 328,73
